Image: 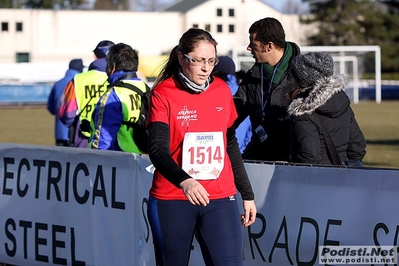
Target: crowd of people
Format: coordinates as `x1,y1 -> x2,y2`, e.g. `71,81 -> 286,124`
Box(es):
46,16 -> 366,266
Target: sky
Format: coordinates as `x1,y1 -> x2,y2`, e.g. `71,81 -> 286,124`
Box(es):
157,0 -> 309,14
263,0 -> 309,14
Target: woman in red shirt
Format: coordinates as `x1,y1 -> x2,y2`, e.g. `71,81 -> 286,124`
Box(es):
147,28 -> 257,266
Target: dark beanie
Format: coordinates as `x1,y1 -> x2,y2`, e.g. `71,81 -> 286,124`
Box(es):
68,58 -> 84,72
93,40 -> 115,58
213,56 -> 235,75
290,52 -> 334,88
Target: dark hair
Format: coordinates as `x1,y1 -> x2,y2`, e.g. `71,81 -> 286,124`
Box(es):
285,87 -> 307,101
235,70 -> 245,80
212,70 -> 229,82
153,28 -> 218,87
249,17 -> 286,49
235,70 -> 246,85
106,43 -> 139,72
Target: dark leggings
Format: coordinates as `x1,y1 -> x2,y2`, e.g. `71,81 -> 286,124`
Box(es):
148,196 -> 243,266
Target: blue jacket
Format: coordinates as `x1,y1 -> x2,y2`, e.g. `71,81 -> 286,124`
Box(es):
47,68 -> 81,141
90,70 -> 147,153
226,74 -> 252,153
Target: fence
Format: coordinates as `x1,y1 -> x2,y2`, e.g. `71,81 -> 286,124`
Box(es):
0,143 -> 398,265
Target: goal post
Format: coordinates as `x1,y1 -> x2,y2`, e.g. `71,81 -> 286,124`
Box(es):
331,55 -> 359,104
231,45 -> 382,103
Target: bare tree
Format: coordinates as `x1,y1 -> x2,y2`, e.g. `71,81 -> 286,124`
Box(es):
282,0 -> 303,14
2,0 -> 87,9
0,0 -> 25,8
132,0 -> 168,11
93,0 -> 129,10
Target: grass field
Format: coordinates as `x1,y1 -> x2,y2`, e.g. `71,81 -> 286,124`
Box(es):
351,100 -> 399,169
0,101 -> 398,169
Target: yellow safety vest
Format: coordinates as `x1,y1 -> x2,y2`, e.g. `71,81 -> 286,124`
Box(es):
74,70 -> 108,137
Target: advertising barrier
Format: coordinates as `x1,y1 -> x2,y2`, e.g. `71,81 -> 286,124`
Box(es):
0,143 -> 398,266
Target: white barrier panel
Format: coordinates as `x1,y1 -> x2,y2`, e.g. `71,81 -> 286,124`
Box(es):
0,144 -> 156,266
0,143 -> 399,266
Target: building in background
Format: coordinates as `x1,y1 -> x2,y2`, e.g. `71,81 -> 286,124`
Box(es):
0,0 -> 311,82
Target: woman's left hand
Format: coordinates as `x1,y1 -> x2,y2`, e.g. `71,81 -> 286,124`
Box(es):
180,178 -> 210,206
241,200 -> 257,227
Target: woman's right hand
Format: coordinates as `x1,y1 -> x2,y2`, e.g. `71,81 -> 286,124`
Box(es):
180,178 -> 210,206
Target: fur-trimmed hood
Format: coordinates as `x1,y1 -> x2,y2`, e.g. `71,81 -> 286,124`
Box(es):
288,74 -> 348,117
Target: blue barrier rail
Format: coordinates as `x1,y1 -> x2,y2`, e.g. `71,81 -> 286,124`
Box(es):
0,84 -> 52,104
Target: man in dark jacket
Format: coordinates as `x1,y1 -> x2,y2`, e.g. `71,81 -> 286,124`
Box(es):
234,17 -> 300,161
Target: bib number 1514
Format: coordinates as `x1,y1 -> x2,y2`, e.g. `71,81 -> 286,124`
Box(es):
188,146 -> 223,164
182,132 -> 225,180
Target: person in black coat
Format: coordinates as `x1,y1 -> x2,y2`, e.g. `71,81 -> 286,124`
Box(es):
287,52 -> 366,165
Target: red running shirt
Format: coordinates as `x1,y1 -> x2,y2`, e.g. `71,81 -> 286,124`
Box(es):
148,76 -> 238,200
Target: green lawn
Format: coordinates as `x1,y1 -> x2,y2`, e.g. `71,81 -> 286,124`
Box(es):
0,105 -> 55,146
351,100 -> 399,169
1,101 -> 398,169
